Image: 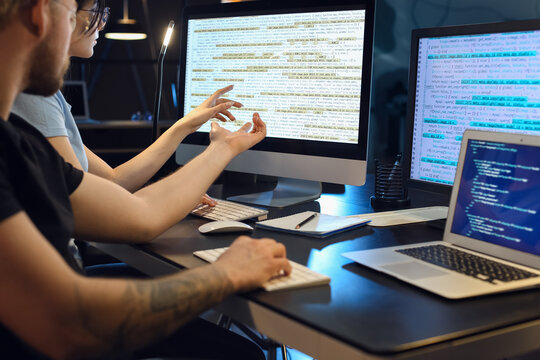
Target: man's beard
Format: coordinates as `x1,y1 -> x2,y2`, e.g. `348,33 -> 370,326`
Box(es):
23,41 -> 70,96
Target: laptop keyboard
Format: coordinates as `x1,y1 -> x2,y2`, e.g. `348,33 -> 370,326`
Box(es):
191,199 -> 268,222
396,245 -> 538,284
194,247 -> 331,291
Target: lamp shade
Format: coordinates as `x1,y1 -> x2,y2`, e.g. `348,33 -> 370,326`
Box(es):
105,0 -> 147,40
105,21 -> 147,40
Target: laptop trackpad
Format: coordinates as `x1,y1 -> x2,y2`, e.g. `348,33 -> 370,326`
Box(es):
382,261 -> 449,280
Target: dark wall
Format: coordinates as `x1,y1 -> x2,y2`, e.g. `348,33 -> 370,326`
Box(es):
369,0 -> 540,165
71,0 -> 186,121
78,0 -> 540,167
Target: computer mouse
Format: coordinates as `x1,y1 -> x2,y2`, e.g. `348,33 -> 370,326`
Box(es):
198,220 -> 254,234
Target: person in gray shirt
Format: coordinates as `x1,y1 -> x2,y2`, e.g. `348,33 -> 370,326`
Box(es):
0,1 -> 290,358
12,0 -> 241,198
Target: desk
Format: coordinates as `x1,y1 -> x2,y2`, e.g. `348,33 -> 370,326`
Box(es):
95,177 -> 540,360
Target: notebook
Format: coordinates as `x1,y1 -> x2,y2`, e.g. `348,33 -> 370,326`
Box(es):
343,130 -> 540,299
256,211 -> 370,238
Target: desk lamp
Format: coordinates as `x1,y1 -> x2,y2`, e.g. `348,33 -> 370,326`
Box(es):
152,20 -> 175,142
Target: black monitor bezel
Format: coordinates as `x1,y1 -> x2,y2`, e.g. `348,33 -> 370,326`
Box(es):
62,80 -> 90,120
404,18 -> 540,195
177,0 -> 375,161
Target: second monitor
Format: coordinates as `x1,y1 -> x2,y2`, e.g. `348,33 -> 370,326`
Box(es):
176,0 -> 375,207
405,19 -> 540,196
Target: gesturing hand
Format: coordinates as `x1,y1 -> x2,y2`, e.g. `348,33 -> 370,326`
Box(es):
180,85 -> 242,133
209,112 -> 266,156
215,236 -> 291,292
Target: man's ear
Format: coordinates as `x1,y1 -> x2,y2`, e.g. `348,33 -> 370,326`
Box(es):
28,0 -> 50,39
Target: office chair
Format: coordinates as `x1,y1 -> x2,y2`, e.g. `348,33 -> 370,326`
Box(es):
217,314 -> 288,360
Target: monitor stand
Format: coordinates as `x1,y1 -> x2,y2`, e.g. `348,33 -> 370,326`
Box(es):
227,177 -> 322,208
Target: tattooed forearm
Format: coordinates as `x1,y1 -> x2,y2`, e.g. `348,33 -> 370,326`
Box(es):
135,263 -> 234,316
72,264 -> 234,358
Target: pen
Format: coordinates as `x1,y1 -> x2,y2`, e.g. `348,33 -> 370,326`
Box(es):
295,213 -> 318,229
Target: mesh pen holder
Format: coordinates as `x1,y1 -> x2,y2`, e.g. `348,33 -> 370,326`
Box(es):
371,158 -> 410,210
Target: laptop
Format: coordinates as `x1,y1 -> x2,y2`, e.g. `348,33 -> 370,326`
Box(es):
343,130 -> 540,299
62,80 -> 92,122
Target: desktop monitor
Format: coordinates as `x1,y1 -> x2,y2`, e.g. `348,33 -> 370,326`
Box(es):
176,0 -> 375,207
405,19 -> 540,196
62,80 -> 90,122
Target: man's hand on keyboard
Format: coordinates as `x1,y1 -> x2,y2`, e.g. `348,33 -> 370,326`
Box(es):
214,236 -> 292,292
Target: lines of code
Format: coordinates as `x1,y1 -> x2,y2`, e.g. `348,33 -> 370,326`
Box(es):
451,139 -> 540,256
410,30 -> 540,185
184,10 -> 365,143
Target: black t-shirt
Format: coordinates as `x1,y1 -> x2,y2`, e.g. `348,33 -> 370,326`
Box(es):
0,114 -> 84,358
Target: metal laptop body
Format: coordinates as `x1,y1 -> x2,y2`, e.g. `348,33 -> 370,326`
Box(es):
344,130 -> 540,299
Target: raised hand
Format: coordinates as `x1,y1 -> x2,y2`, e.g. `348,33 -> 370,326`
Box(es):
215,236 -> 291,292
180,85 -> 243,133
209,112 -> 266,156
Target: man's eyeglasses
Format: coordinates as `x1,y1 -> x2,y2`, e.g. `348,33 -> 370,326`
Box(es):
52,0 -> 78,33
79,7 -> 111,31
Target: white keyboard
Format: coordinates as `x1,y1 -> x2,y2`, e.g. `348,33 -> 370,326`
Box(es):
194,247 -> 331,291
191,199 -> 269,222
349,206 -> 448,227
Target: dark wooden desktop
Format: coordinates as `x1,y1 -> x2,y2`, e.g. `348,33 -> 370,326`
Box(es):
95,176 -> 540,360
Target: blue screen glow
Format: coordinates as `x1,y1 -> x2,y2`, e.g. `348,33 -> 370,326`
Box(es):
451,139 -> 540,256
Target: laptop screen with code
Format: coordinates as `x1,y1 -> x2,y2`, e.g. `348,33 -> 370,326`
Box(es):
451,138 -> 540,256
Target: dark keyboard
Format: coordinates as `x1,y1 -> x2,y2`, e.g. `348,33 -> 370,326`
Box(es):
396,245 -> 538,284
